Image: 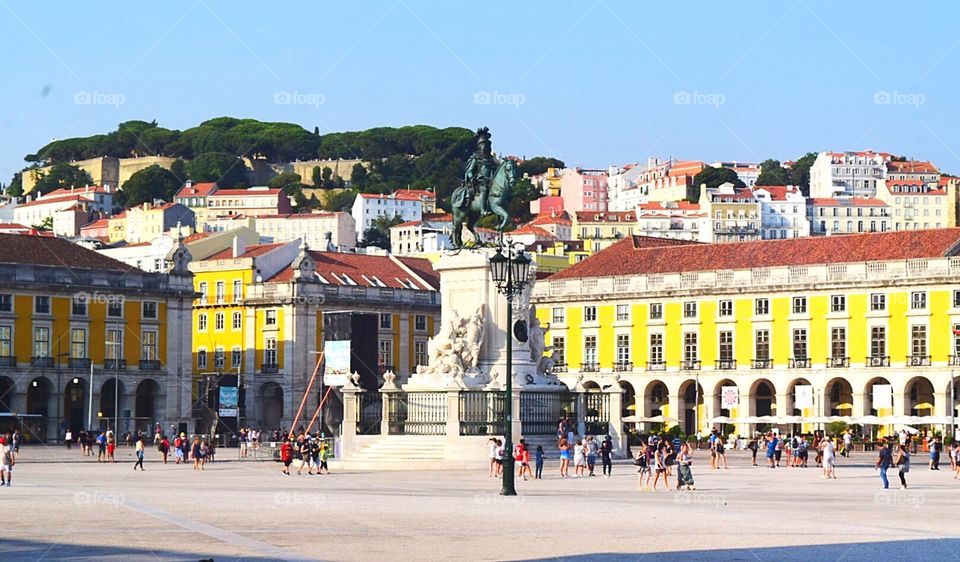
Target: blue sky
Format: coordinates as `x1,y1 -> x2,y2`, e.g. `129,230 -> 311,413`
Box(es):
1,1 -> 959,182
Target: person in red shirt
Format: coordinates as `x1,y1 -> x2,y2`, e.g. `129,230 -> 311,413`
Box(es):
280,439 -> 293,475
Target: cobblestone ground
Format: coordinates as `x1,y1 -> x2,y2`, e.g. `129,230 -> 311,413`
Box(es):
1,446 -> 959,561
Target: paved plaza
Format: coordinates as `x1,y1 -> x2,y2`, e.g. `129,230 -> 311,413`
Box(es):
1,446 -> 959,561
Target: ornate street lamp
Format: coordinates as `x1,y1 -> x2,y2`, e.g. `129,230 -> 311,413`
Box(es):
488,242 -> 531,496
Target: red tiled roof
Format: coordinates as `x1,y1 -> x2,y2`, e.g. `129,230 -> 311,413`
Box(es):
753,185 -> 801,201
422,212 -> 453,222
396,256 -> 439,289
176,182 -> 218,198
80,218 -> 110,230
268,251 -> 437,290
45,186 -> 109,197
205,242 -> 286,261
528,211 -> 572,226
391,220 -> 421,229
0,233 -> 133,271
550,229 -> 960,280
182,232 -> 212,244
887,161 -> 939,174
512,225 -> 555,238
808,197 -> 887,207
574,211 -> 636,222
392,189 -> 436,201
18,194 -> 93,208
637,201 -> 700,211
883,180 -> 946,196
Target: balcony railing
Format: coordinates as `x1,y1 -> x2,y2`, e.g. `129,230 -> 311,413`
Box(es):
580,362 -> 599,373
0,356 -> 15,367
104,359 -> 127,370
260,363 -> 279,374
790,358 -> 811,369
551,363 -> 568,373
715,359 -> 736,370
139,360 -> 161,370
828,356 -> 850,368
681,360 -> 701,371
31,356 -> 54,368
906,355 -> 931,367
752,358 -> 772,369
866,356 -> 890,368
68,358 -> 91,369
613,361 -> 633,372
647,361 -> 666,371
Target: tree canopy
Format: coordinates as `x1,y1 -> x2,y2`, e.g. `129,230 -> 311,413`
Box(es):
790,152 -> 818,196
185,152 -> 248,188
32,163 -> 93,196
756,159 -> 789,186
517,156 -> 565,177
360,214 -> 404,250
688,166 -> 745,202
119,165 -> 181,207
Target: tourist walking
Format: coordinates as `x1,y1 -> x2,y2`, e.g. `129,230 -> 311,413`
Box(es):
517,440 -> 532,481
133,436 -> 145,471
192,437 -> 203,471
747,436 -> 759,466
487,438 -> 498,478
875,441 -> 892,489
929,437 -> 941,470
96,431 -> 107,462
534,445 -> 544,479
676,441 -> 695,490
573,439 -> 586,477
106,431 -> 116,463
766,433 -> 777,468
820,435 -> 837,479
65,429 -> 73,450
586,436 -> 598,476
652,442 -> 668,491
842,430 -> 853,458
558,438 -> 570,478
714,436 -> 729,469
0,435 -> 13,486
159,435 -> 170,464
280,439 -> 293,475
319,439 -> 331,474
895,443 -> 911,489
636,442 -> 652,491
600,435 -> 614,478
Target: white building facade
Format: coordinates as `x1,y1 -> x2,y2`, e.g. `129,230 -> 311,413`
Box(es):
752,186 -> 811,240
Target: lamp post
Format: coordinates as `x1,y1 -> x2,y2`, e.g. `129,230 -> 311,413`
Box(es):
488,241 -> 531,497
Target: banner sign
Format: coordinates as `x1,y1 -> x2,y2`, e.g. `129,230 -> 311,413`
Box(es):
873,384 -> 893,409
794,385 -> 814,409
218,386 -> 238,418
324,340 -> 351,386
721,386 -> 739,409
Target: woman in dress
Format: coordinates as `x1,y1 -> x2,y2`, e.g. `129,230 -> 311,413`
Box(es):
573,439 -> 586,477
652,442 -> 668,491
820,435 -> 837,479
676,441 -> 695,490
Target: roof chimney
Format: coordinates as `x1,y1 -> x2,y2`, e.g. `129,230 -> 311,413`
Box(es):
232,235 -> 247,258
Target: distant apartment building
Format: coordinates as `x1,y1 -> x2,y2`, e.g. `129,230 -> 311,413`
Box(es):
560,168 -> 608,213
885,160 -> 940,187
525,211 -> 572,241
638,158 -> 704,203
206,186 -> 293,219
529,167 -> 563,197
634,201 -> 709,242
572,211 -> 638,253
14,186 -> 113,235
876,179 -> 954,232
390,214 -> 453,256
713,161 -> 761,187
606,163 -> 645,211
257,212 -> 356,249
809,151 -> 892,198
351,192 -> 425,241
174,181 -> 219,229
752,185 -> 810,239
698,182 -> 761,243
108,202 -> 195,244
807,198 -> 891,235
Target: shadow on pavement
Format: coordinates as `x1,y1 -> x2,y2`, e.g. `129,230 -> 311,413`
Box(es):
0,537 -> 291,561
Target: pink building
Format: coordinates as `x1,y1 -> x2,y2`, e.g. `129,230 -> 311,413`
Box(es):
560,168 -> 608,213
529,196 -> 564,214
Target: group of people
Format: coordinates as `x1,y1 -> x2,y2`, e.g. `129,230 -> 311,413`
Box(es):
278,433 -> 331,475
487,438 -> 543,481
633,433 -> 696,491
557,435 -> 615,478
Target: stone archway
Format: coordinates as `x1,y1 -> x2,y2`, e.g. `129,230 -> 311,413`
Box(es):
750,379 -> 777,418
824,377 -> 854,416
100,379 -> 126,423
259,382 -> 284,430
0,376 -> 14,412
678,379 -> 704,435
618,380 -> 636,418
905,376 -> 936,416
63,377 -> 88,433
864,377 -> 893,415
135,379 -> 163,429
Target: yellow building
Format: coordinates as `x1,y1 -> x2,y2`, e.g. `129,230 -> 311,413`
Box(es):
0,233 -> 193,442
876,178 -> 955,232
108,202 -> 196,244
534,230 -> 960,438
189,240 -> 440,430
699,182 -> 761,243
572,211 -> 638,253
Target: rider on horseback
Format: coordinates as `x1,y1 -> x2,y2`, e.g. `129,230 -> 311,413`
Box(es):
462,127 -> 496,214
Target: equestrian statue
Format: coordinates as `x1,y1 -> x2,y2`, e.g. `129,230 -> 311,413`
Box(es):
450,127 -> 517,248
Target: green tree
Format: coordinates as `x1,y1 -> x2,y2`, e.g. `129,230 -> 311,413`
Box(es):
186,152 -> 248,187
350,163 -> 368,188
321,166 -> 333,188
33,163 -> 93,195
361,214 -> 404,250
34,216 -> 53,231
688,167 -> 745,202
170,159 -> 188,183
311,166 -> 323,187
120,165 -> 182,207
507,178 -> 542,224
6,171 -> 23,198
756,159 -> 789,186
268,172 -> 304,195
790,152 -> 818,196
517,156 -> 565,177
321,189 -> 358,212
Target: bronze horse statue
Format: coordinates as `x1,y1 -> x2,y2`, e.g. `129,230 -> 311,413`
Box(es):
450,159 -> 516,248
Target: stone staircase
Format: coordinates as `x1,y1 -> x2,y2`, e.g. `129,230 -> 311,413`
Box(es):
338,436 -> 450,470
